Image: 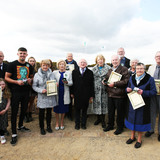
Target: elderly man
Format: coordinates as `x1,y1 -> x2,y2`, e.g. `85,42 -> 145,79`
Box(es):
103,55 -> 130,135
117,47 -> 130,68
145,51 -> 160,141
71,59 -> 94,130
5,47 -> 33,146
0,51 -> 8,78
65,53 -> 78,121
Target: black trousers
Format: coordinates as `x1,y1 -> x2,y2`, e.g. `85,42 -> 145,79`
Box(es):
39,108 -> 52,129
75,106 -> 88,126
108,97 -> 125,129
0,129 -> 4,136
11,91 -> 29,134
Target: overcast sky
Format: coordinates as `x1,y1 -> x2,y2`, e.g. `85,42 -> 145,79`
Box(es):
0,0 -> 160,64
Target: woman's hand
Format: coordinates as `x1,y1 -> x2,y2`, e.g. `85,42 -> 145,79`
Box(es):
126,87 -> 132,93
42,89 -> 47,93
0,109 -> 7,115
137,89 -> 143,95
102,79 -> 107,85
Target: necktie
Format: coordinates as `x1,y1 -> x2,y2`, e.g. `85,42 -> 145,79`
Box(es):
82,68 -> 84,76
0,65 -> 2,78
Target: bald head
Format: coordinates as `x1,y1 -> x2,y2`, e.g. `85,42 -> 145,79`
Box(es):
0,51 -> 4,64
111,55 -> 120,68
66,53 -> 73,62
78,59 -> 87,69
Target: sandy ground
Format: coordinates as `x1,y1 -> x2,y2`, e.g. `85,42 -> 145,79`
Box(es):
0,113 -> 160,160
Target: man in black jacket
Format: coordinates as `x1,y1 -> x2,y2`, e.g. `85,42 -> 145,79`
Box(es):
71,59 -> 94,130
0,51 -> 8,78
65,53 -> 78,121
117,47 -> 130,68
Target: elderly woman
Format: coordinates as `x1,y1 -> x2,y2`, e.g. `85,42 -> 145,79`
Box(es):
125,63 -> 157,148
53,60 -> 73,130
92,54 -> 110,128
128,59 -> 139,76
32,59 -> 57,135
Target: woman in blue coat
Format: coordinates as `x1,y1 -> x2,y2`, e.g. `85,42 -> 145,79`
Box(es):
125,63 -> 157,148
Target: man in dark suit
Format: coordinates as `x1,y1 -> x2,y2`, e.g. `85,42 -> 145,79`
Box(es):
65,53 -> 78,121
71,59 -> 94,130
0,51 -> 8,78
117,47 -> 130,68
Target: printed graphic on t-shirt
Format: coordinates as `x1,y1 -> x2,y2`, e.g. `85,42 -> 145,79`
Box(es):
17,66 -> 29,80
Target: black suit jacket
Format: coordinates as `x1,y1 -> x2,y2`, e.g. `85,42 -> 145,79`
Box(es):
124,57 -> 130,69
71,68 -> 94,109
0,63 -> 8,78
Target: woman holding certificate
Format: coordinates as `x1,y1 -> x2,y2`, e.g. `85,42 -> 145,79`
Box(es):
53,60 -> 73,130
92,54 -> 110,128
125,63 -> 157,148
32,59 -> 57,135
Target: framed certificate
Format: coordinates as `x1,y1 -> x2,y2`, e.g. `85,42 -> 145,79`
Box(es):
108,71 -> 122,84
46,80 -> 57,96
127,91 -> 145,110
66,64 -> 75,72
155,79 -> 160,95
0,86 -> 2,103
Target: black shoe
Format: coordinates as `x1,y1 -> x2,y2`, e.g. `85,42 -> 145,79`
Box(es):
103,126 -> 114,132
75,125 -> 80,130
40,129 -> 46,135
18,126 -> 31,132
126,137 -> 136,144
46,127 -> 53,133
81,125 -> 87,130
114,129 -> 123,135
145,131 -> 154,137
10,136 -> 17,146
94,119 -> 101,125
158,135 -> 160,141
135,141 -> 142,148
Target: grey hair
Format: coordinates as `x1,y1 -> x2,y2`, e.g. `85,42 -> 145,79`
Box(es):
155,51 -> 160,57
136,62 -> 146,70
130,58 -> 139,66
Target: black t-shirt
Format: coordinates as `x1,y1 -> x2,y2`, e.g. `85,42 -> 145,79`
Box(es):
7,60 -> 33,92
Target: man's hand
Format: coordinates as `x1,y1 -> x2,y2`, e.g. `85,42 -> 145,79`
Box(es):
27,78 -> 32,85
126,87 -> 132,93
108,83 -> 114,88
17,80 -> 24,86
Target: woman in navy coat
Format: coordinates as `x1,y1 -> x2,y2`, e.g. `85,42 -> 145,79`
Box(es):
125,63 -> 157,148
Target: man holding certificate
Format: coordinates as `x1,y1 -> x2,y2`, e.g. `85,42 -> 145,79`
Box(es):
65,53 -> 78,121
145,51 -> 160,141
103,55 -> 130,135
125,63 -> 156,148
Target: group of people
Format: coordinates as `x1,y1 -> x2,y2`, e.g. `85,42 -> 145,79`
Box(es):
0,47 -> 160,149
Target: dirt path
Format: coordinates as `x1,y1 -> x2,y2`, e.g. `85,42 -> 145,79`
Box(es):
0,114 -> 159,160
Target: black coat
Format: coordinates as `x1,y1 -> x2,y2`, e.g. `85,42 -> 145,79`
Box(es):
72,68 -> 94,109
0,63 -> 8,78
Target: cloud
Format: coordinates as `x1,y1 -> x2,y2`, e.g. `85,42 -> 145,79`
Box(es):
1,0 -> 159,65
